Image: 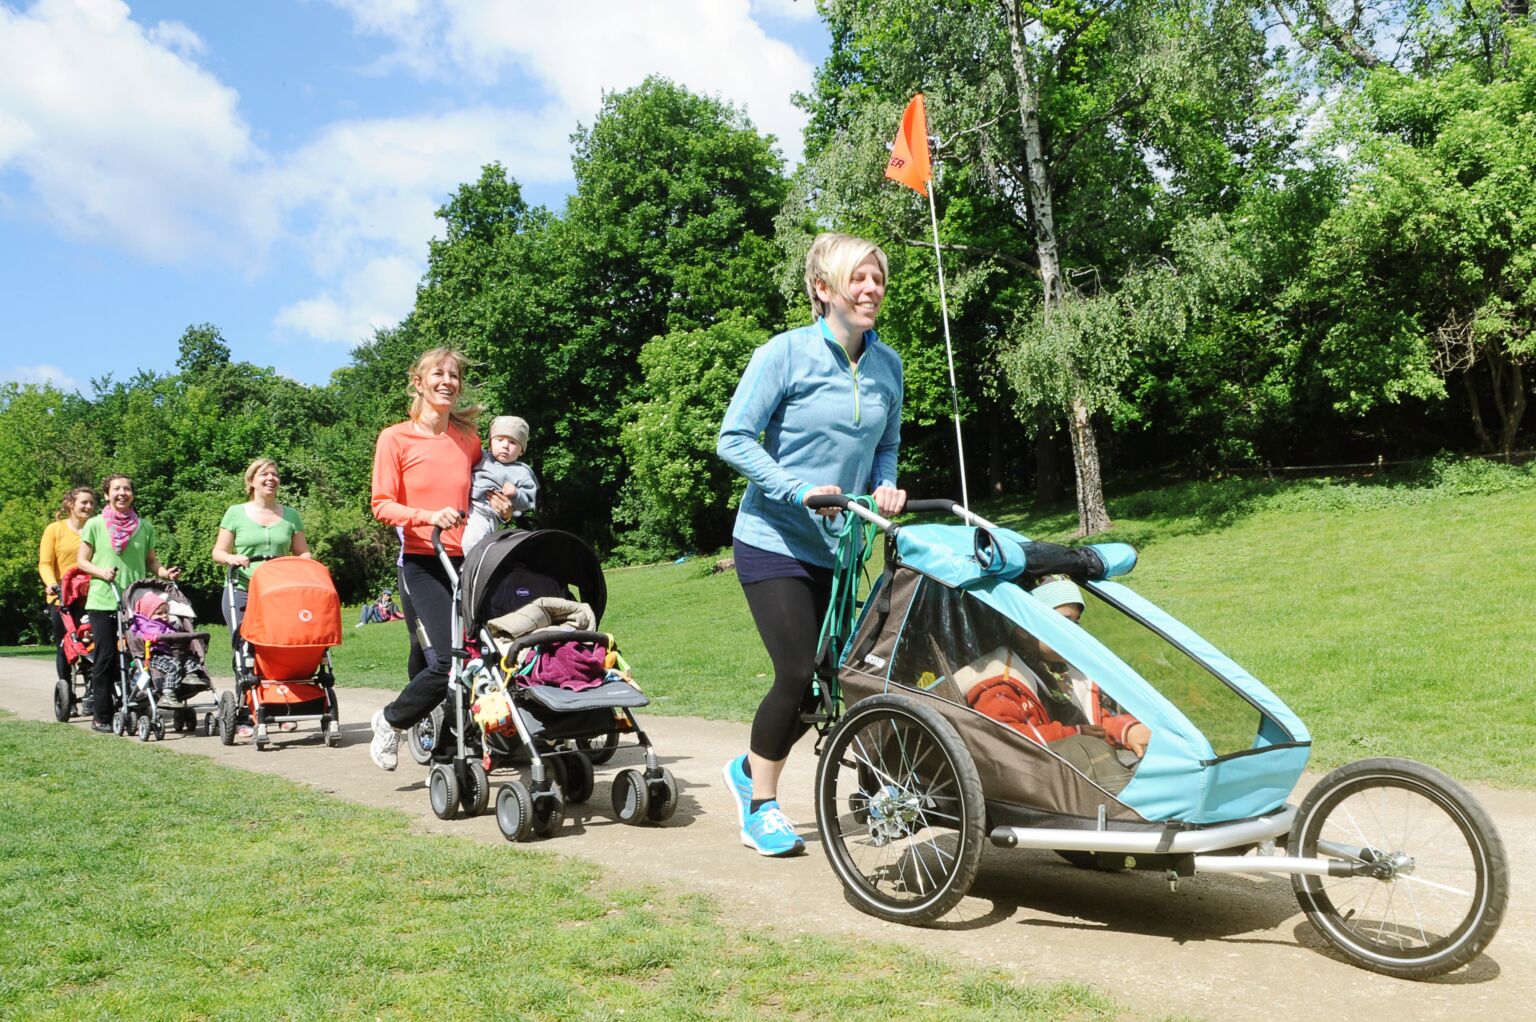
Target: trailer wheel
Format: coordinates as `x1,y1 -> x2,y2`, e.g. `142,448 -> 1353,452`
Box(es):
815,694 -> 985,925
1291,757 -> 1507,978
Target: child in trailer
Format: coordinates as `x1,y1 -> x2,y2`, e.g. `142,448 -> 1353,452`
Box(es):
462,415 -> 538,552
959,575 -> 1151,792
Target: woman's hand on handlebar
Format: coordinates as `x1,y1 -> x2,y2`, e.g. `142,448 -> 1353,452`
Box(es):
428,507 -> 464,530
872,485 -> 907,516
228,554 -> 251,568
802,484 -> 843,517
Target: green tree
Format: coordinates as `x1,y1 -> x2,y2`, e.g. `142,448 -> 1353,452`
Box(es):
615,315 -> 767,559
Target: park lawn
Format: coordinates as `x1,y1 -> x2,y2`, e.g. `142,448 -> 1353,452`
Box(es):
0,717 -> 1114,1022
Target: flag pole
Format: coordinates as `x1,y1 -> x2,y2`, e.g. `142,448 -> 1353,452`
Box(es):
926,174 -> 969,511
886,93 -> 968,509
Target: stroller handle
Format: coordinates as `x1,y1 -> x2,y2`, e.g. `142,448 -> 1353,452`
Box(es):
431,512 -> 468,580
803,495 -> 1000,534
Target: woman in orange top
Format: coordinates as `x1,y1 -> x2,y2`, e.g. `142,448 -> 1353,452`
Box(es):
37,486 -> 96,685
367,347 -> 510,771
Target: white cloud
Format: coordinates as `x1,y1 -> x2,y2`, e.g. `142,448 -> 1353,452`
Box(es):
0,0 -> 265,260
274,254 -> 422,345
2,363 -> 85,392
328,0 -> 814,166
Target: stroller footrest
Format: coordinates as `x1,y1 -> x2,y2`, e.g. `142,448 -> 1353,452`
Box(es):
519,680 -> 649,713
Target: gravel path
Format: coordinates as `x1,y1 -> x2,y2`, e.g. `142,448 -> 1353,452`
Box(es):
4,655 -> 1531,1021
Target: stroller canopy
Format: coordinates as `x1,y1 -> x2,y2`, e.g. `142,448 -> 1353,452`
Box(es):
460,529 -> 606,632
841,522 -> 1311,826
243,557 -> 342,680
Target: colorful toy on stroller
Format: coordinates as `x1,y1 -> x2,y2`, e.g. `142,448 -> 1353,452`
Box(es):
50,567 -> 95,721
410,526 -> 678,840
115,578 -> 220,741
223,556 -> 343,749
807,496 -> 1507,979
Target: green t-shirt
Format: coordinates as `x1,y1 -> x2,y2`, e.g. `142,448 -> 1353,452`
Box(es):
220,504 -> 304,588
80,516 -> 158,612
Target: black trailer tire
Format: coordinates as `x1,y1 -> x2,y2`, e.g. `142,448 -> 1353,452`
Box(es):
1290,757 -> 1508,978
814,694 -> 986,925
53,680 -> 73,722
217,691 -> 237,746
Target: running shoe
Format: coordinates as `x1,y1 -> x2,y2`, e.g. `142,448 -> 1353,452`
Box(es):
741,800 -> 805,857
721,753 -> 752,829
370,709 -> 400,771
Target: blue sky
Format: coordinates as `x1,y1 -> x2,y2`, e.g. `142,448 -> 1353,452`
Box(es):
0,0 -> 830,389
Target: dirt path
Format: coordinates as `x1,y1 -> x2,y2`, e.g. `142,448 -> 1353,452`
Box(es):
4,656 -> 1531,1021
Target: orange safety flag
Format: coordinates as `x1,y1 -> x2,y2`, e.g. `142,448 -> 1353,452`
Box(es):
885,93 -> 932,195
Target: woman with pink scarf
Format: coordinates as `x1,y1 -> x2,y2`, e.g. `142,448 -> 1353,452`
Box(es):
76,474 -> 181,733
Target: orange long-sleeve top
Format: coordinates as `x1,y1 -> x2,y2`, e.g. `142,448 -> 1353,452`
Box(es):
370,420 -> 482,557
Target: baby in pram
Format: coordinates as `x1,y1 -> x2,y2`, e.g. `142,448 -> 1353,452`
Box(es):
131,591 -> 208,699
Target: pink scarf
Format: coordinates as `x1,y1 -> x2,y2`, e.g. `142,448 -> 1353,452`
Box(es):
103,508 -> 140,553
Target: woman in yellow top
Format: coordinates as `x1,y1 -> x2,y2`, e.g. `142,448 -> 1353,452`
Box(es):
37,486 -> 95,687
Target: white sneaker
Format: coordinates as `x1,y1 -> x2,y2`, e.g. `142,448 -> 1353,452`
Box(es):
370,709 -> 400,771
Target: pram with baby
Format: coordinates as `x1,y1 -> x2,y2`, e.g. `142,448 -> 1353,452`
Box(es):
49,567 -> 96,721
410,525 -> 677,841
807,496 -> 1507,979
114,578 -> 220,741
223,556 -> 343,750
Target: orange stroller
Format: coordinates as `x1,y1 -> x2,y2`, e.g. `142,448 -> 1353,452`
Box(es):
222,556 -> 343,750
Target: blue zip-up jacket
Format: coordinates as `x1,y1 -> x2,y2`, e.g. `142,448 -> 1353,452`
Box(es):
717,320 -> 903,566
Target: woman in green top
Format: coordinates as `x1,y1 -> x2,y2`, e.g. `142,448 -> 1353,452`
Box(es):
212,458 -> 311,641
75,473 -> 182,732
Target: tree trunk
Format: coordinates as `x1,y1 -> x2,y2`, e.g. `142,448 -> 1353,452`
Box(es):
1461,371 -> 1495,454
1002,0 -> 1111,535
1069,395 -> 1113,535
1034,423 -> 1063,506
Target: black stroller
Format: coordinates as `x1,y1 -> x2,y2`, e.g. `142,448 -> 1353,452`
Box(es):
411,526 -> 679,840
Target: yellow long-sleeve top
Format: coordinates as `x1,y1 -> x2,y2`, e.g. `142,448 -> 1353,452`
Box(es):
38,520 -> 83,606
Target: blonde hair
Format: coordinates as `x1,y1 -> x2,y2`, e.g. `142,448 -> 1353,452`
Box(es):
408,347 -> 482,435
804,232 -> 889,318
243,458 -> 279,499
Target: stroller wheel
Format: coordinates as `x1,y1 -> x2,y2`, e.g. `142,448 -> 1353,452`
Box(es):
496,781 -> 534,842
137,715 -> 152,742
576,730 -> 620,766
53,680 -> 73,722
202,712 -> 215,738
428,763 -> 460,820
564,752 -> 595,805
611,769 -> 651,825
814,694 -> 986,926
531,782 -> 565,839
645,767 -> 678,823
461,760 -> 490,817
112,710 -> 126,737
216,691 -> 237,746
154,719 -> 166,742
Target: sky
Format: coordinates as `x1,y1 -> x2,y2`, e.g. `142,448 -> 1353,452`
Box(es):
0,0 -> 830,390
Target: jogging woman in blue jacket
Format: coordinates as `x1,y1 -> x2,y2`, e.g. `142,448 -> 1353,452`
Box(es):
717,232 -> 907,856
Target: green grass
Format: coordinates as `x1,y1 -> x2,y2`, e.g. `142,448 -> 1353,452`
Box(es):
0,717 -> 1115,1022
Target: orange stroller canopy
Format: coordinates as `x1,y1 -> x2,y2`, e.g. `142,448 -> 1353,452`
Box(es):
243,557 -> 343,681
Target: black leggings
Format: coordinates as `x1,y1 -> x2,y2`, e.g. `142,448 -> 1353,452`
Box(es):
744,572 -> 833,761
88,610 -> 121,725
383,554 -> 460,729
49,604 -> 69,682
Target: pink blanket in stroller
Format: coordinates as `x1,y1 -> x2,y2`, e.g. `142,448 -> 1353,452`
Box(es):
518,642 -> 608,691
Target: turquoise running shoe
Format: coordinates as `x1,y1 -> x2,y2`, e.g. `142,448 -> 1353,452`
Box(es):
721,754 -> 752,830
741,800 -> 805,857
